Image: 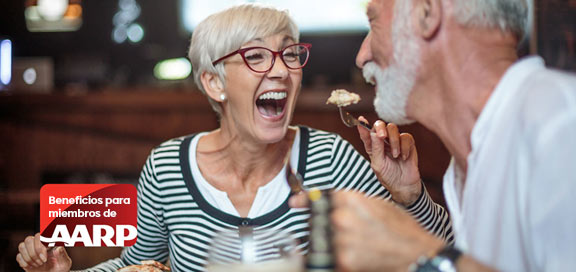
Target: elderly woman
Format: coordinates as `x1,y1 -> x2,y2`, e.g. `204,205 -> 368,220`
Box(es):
16,4 -> 452,272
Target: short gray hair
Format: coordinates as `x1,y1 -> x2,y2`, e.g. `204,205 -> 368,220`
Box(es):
453,0 -> 532,41
187,4 -> 299,115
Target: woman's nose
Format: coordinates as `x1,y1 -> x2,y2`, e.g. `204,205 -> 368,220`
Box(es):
267,54 -> 289,78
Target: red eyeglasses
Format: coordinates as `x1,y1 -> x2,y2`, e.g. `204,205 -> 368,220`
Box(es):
212,43 -> 312,73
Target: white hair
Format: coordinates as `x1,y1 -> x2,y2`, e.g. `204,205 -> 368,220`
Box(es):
453,0 -> 532,42
187,4 -> 299,115
363,0 -> 419,125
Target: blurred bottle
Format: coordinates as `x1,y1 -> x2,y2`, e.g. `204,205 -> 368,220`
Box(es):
306,188 -> 335,272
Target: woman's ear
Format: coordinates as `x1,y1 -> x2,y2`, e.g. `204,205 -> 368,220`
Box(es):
414,0 -> 442,39
200,71 -> 226,102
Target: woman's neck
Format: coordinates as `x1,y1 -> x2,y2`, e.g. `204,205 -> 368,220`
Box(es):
197,126 -> 296,191
195,125 -> 296,217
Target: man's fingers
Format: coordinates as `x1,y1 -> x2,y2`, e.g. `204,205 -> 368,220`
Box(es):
386,123 -> 400,158
332,206 -> 357,231
332,191 -> 364,209
334,242 -> 357,272
399,133 -> 415,161
332,191 -> 375,221
288,192 -> 308,208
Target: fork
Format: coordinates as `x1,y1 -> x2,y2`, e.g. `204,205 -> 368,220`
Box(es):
283,147 -> 308,195
338,107 -> 393,155
339,107 -> 374,131
285,158 -> 306,195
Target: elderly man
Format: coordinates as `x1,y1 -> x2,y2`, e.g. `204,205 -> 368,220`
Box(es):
328,0 -> 576,271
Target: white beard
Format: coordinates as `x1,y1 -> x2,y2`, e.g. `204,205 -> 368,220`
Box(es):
362,0 -> 420,125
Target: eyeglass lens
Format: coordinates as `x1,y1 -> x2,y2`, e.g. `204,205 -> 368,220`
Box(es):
243,44 -> 309,72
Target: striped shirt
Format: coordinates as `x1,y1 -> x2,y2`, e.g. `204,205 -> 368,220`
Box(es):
86,126 -> 453,272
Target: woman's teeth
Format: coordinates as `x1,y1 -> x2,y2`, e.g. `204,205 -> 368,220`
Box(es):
256,92 -> 287,117
258,92 -> 287,100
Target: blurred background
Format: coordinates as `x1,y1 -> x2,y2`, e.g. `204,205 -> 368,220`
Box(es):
0,0 -> 574,270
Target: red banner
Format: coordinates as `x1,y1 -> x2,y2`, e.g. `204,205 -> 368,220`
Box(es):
40,184 -> 137,247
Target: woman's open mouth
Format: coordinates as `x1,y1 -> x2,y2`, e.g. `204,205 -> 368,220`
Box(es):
256,91 -> 288,118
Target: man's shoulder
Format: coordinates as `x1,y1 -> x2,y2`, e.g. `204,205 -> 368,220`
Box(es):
511,57 -> 576,99
517,67 -> 576,116
524,67 -> 576,92
510,67 -> 576,145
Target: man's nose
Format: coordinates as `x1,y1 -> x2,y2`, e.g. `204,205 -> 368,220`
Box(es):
356,32 -> 373,69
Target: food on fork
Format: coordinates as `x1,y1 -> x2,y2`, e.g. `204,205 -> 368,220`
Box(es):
116,260 -> 171,272
326,89 -> 361,107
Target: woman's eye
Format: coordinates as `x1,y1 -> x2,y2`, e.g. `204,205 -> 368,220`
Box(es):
245,53 -> 265,61
283,52 -> 298,61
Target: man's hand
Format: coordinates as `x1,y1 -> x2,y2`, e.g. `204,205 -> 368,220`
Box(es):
16,233 -> 72,272
357,116 -> 422,206
332,191 -> 444,271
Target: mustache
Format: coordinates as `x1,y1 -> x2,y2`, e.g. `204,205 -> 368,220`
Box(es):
362,62 -> 380,86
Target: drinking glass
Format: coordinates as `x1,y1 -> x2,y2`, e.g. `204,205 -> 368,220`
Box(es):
206,226 -> 302,272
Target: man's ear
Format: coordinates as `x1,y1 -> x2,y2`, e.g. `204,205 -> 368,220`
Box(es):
200,71 -> 225,102
414,0 -> 442,39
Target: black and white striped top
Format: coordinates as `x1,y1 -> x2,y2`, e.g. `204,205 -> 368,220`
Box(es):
86,126 -> 453,272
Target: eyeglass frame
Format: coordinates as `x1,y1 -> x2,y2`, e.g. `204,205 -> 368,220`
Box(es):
211,43 -> 312,73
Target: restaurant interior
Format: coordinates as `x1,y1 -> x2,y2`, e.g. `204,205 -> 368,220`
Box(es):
0,0 -> 574,271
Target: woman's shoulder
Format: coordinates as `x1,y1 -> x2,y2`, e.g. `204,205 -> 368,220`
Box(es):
147,133 -> 204,161
155,133 -> 202,149
299,126 -> 345,145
